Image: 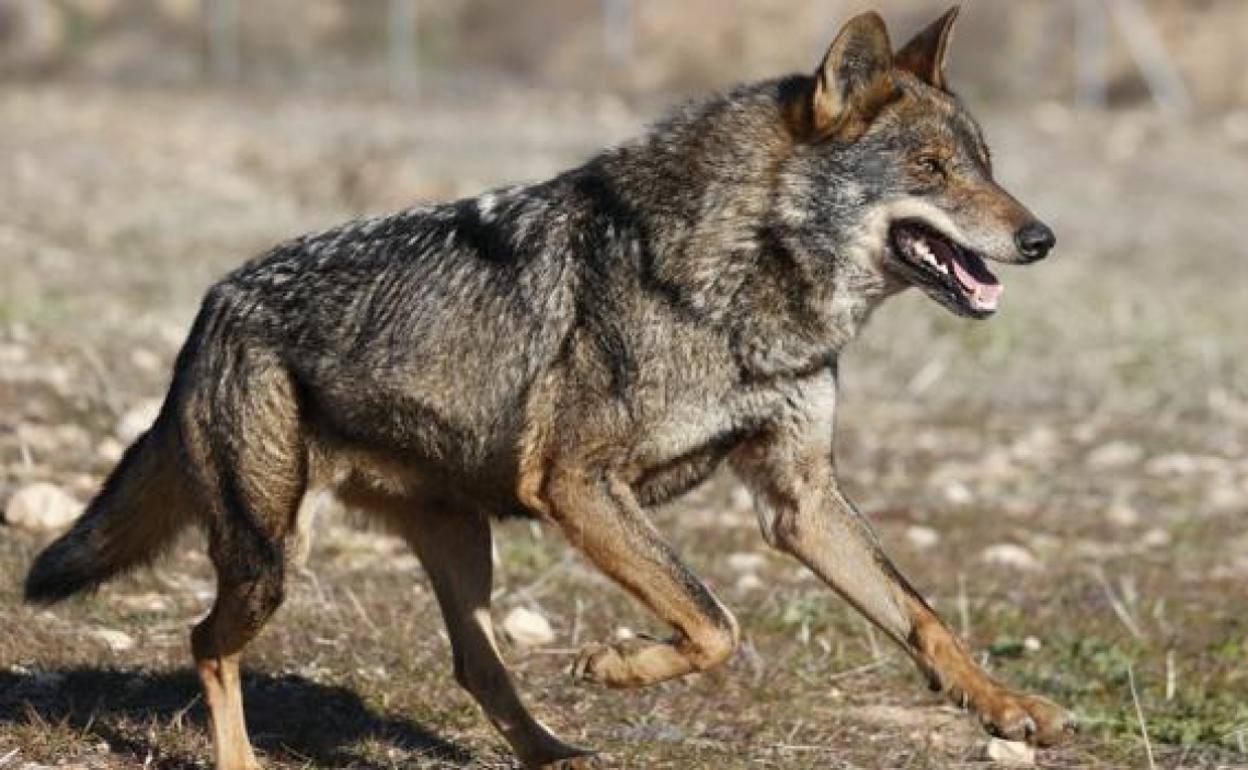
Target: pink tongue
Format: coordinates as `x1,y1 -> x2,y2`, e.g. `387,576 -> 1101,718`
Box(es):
950,257 -> 1003,311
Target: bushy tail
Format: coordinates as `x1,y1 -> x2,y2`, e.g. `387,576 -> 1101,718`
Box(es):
24,413 -> 190,604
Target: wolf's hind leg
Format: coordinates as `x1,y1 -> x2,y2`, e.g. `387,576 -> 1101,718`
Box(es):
184,352 -> 304,770
390,504 -> 598,769
192,569 -> 284,770
534,466 -> 739,689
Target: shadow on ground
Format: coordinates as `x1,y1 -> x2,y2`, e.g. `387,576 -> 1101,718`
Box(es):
0,667 -> 474,767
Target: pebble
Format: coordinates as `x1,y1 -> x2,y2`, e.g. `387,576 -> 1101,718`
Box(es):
501,607 -> 555,649
905,525 -> 941,550
984,738 -> 1036,766
96,436 -> 126,462
91,627 -> 135,652
735,573 -> 764,593
726,551 -> 767,573
980,543 -> 1042,572
943,481 -> 974,506
1104,499 -> 1141,528
1086,441 -> 1144,469
4,482 -> 82,531
115,398 -> 162,443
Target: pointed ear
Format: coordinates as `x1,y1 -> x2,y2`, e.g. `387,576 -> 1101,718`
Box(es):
809,12 -> 896,142
895,5 -> 960,91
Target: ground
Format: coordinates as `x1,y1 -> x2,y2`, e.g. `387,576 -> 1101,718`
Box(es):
1,83 -> 1247,769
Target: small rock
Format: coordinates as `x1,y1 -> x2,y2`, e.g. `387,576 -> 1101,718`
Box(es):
980,543 -> 1042,572
96,437 -> 126,462
614,626 -> 635,641
735,573 -> 764,593
905,525 -> 940,550
943,481 -> 973,506
1139,528 -> 1172,549
92,627 -> 135,652
129,347 -> 163,372
115,398 -> 163,443
501,607 -> 555,649
1146,453 -> 1229,477
4,482 -> 82,531
1087,441 -> 1144,469
114,593 -> 169,613
984,738 -> 1036,766
726,551 -> 767,573
1023,636 -> 1042,652
1104,499 -> 1141,528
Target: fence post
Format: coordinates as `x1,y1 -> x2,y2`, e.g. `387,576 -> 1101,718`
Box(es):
602,0 -> 634,69
1075,0 -> 1108,108
388,0 -> 419,95
1106,0 -> 1190,115
203,0 -> 240,82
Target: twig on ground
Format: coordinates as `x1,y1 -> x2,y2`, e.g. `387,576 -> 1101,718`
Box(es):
1091,566 -> 1144,639
343,585 -> 380,635
827,659 -> 889,682
1127,663 -> 1156,770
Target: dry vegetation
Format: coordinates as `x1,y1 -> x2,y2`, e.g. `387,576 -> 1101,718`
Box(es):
2,80 -> 1248,769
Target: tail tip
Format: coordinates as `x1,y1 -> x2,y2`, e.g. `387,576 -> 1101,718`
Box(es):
23,546 -> 95,605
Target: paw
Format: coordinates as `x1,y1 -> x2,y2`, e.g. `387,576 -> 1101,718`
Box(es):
535,752 -> 606,769
973,688 -> 1078,747
571,639 -> 652,689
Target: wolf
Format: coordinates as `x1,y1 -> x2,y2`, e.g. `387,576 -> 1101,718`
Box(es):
24,7 -> 1075,768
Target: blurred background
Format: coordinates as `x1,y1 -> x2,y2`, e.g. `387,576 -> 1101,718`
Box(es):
2,2 -> 1247,769
2,0 -> 1248,108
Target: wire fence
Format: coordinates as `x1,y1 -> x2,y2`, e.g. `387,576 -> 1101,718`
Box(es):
6,0 -> 1239,113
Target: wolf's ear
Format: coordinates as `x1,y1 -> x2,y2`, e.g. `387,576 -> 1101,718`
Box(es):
808,11 -> 896,142
895,5 -> 960,91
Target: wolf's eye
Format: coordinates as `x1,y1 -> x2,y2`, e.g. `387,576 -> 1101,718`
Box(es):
918,156 -> 946,176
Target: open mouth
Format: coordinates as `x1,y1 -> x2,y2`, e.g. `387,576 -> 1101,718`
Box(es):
888,220 -> 1002,315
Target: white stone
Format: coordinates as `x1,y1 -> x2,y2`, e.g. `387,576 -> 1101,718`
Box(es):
4,482 -> 82,532
1087,441 -> 1144,469
1139,528 -> 1172,549
96,436 -> 126,462
1104,499 -> 1141,528
91,627 -> 135,652
735,573 -> 764,593
984,738 -> 1036,766
501,607 -> 555,649
943,481 -> 974,506
726,551 -> 767,573
980,544 -> 1042,572
1023,636 -> 1042,652
115,398 -> 163,443
129,347 -> 163,372
905,525 -> 940,550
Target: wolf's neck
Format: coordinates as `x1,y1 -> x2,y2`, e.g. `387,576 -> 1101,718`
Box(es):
595,80 -> 887,375
596,81 -> 795,319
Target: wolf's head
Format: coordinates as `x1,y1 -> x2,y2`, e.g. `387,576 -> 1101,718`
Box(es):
778,7 -> 1053,319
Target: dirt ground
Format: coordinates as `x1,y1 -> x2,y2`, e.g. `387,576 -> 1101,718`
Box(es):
2,82 -> 1247,769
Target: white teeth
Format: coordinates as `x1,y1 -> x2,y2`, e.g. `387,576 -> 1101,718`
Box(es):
912,238 -> 945,272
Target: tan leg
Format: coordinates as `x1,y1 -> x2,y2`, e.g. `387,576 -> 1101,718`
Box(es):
191,577 -> 283,770
540,467 -> 739,689
734,429 -> 1077,746
396,506 -> 598,769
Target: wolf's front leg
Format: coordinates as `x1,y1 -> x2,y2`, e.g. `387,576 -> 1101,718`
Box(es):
528,463 -> 740,689
732,427 -> 1077,747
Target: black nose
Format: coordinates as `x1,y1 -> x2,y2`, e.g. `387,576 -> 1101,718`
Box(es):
1015,222 -> 1056,262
